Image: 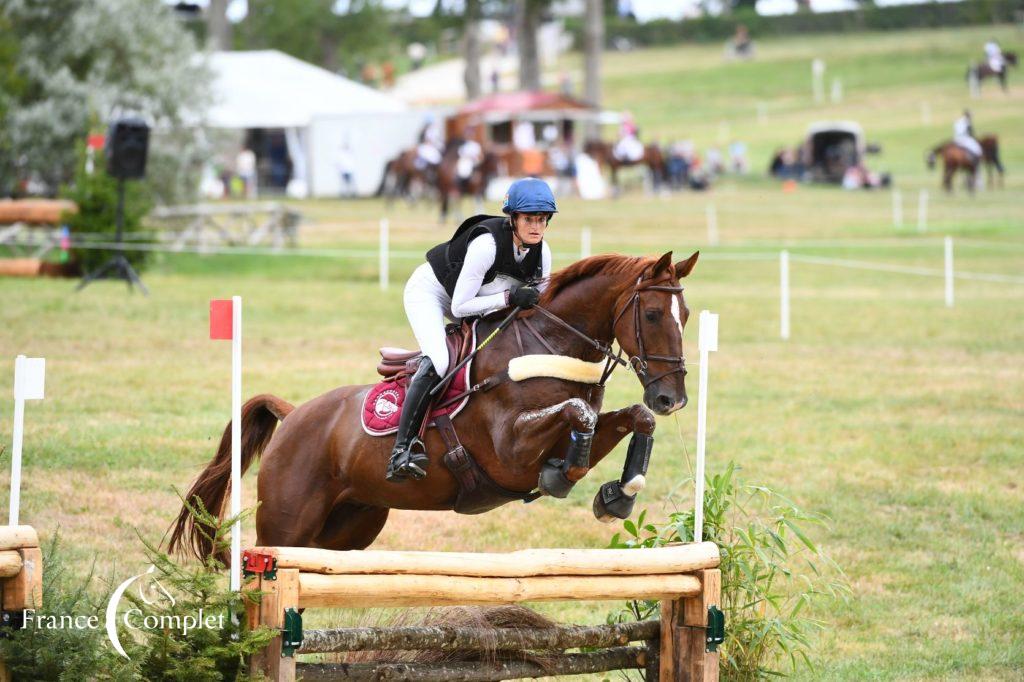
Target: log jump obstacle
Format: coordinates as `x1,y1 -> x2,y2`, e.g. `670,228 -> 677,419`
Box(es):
243,541 -> 723,681
0,525 -> 43,680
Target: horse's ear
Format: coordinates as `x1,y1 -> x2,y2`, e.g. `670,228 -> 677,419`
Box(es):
674,251 -> 699,278
649,251 -> 673,278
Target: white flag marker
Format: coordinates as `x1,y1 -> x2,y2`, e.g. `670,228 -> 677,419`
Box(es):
10,355 -> 45,526
694,311 -> 718,544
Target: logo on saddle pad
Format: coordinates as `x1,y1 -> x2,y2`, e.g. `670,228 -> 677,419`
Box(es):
373,388 -> 401,420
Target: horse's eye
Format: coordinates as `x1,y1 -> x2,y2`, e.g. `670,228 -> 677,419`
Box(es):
645,309 -> 661,323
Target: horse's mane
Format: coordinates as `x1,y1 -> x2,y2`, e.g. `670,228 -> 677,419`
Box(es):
540,254 -> 652,304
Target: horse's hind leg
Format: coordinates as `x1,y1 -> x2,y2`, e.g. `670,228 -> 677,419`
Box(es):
314,502 -> 390,551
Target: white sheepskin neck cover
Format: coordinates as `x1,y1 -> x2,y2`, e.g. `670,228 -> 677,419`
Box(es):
507,355 -> 605,384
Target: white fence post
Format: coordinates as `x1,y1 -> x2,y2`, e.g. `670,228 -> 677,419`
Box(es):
944,236 -> 954,308
706,204 -> 719,246
780,250 -> 791,340
917,190 -> 929,233
694,310 -> 719,544
379,217 -> 389,291
580,226 -> 592,259
892,189 -> 903,229
830,78 -> 843,104
812,58 -> 826,103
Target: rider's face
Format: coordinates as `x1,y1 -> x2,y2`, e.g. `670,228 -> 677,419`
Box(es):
513,213 -> 550,246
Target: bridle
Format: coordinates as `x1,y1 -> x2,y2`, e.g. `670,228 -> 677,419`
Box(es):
610,276 -> 687,388
531,275 -> 686,388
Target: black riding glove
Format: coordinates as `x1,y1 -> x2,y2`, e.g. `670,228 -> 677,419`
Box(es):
508,285 -> 540,309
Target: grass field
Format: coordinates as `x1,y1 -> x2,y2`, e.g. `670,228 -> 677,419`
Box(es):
2,24 -> 1023,680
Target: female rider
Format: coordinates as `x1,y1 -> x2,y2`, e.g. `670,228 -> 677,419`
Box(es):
386,177 -> 557,482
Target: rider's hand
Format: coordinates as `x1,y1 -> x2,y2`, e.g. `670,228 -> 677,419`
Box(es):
508,285 -> 540,309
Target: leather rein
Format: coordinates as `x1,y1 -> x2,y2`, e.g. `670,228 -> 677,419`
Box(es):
433,275 -> 686,411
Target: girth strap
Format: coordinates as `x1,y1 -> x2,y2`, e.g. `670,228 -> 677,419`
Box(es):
435,413 -> 534,512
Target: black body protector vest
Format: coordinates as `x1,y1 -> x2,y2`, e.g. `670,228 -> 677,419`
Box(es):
425,215 -> 544,298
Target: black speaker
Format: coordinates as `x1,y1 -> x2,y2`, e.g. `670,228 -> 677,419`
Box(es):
106,117 -> 150,179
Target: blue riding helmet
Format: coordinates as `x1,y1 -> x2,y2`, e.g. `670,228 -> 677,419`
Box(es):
502,178 -> 558,215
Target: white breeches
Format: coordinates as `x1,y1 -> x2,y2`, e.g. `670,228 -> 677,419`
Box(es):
954,135 -> 982,158
417,144 -> 442,166
404,263 -> 455,375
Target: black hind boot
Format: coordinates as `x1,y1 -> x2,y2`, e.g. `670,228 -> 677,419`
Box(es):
385,358 -> 441,482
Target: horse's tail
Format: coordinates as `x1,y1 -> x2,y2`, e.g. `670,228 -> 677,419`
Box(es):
166,394 -> 294,564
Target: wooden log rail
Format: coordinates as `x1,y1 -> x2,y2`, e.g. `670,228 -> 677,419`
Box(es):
299,620 -> 661,654
0,525 -> 44,681
245,542 -> 721,682
0,525 -> 43,611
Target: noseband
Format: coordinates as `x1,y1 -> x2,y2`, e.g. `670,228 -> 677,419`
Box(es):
611,277 -> 687,388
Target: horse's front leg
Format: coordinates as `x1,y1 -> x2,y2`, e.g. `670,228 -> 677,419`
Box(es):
502,400 -> 656,523
502,398 -> 599,490
587,404 -> 656,523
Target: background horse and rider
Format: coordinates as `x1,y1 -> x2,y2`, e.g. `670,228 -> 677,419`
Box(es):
168,252 -> 698,560
436,141 -> 500,223
584,139 -> 667,194
376,148 -> 435,204
377,142 -> 499,222
967,51 -> 1018,92
927,134 -> 1003,193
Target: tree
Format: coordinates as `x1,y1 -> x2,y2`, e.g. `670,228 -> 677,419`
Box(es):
516,0 -> 544,91
235,0 -> 394,78
206,0 -> 232,51
583,0 -> 603,136
464,0 -> 482,100
0,0 -> 211,201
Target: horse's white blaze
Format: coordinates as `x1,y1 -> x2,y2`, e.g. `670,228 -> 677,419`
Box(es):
670,295 -> 684,337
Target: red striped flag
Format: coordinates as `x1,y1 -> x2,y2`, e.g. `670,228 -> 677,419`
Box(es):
209,299 -> 234,340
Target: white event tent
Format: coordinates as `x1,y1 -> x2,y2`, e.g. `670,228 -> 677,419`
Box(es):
205,50 -> 424,197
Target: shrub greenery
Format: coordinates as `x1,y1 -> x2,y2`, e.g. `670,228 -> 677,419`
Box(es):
607,462 -> 851,680
0,507 -> 273,680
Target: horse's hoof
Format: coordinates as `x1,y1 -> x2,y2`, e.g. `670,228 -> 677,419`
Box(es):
592,481 -> 636,521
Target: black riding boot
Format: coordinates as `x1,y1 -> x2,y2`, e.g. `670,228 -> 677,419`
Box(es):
385,358 -> 441,482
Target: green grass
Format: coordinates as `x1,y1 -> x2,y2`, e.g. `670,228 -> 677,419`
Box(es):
2,23 -> 1023,680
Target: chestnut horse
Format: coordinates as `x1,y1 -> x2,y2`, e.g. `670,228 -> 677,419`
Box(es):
168,251 -> 699,562
584,139 -> 666,194
966,51 -> 1018,92
927,135 -> 1003,193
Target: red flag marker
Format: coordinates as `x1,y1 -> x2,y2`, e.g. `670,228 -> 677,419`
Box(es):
210,299 -> 233,340
210,296 -> 243,591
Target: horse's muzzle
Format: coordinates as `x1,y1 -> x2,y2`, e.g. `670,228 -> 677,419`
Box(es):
645,386 -> 687,416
